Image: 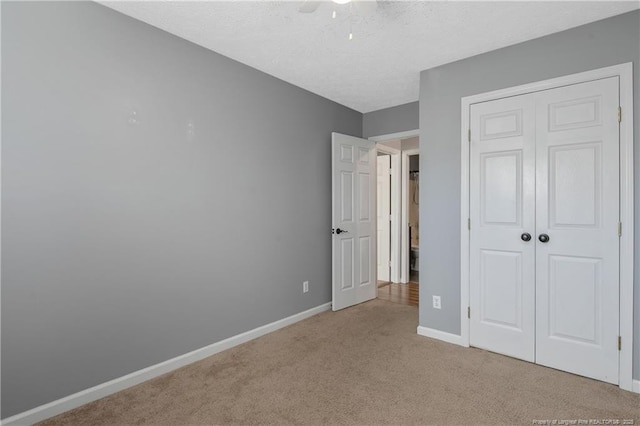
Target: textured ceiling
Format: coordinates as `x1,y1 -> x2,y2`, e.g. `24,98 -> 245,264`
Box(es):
100,1 -> 639,113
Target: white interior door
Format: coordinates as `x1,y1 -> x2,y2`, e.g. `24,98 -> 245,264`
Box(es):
377,155 -> 391,282
469,77 -> 620,383
534,77 -> 620,384
469,94 -> 537,362
332,132 -> 377,311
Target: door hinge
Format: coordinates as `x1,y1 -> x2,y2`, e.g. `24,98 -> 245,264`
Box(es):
618,222 -> 622,237
468,129 -> 471,142
618,336 -> 622,351
618,106 -> 622,123
468,306 -> 471,319
467,218 -> 471,230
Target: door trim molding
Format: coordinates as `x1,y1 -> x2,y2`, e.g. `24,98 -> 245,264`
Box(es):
460,63 -> 634,391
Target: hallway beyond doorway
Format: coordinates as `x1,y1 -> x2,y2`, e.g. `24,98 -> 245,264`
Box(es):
377,281 -> 418,307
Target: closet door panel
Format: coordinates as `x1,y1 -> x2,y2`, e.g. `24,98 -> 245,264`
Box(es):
534,77 -> 620,384
469,94 -> 536,362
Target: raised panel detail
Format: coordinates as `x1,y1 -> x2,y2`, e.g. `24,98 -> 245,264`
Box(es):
340,238 -> 354,290
548,256 -> 601,345
481,151 -> 522,226
359,236 -> 371,286
549,143 -> 601,228
340,171 -> 354,222
480,109 -> 522,140
359,172 -> 370,221
358,147 -> 369,164
480,250 -> 522,330
549,96 -> 601,132
340,144 -> 354,163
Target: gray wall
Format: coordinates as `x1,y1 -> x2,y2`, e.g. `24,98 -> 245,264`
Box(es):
1,1 -> 362,417
419,10 -> 640,379
363,101 -> 419,138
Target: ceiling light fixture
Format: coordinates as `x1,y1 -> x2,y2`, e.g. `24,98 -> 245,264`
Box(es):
329,0 -> 355,40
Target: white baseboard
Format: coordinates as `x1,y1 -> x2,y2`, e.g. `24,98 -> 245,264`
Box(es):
417,326 -> 469,347
1,302 -> 332,426
633,379 -> 640,394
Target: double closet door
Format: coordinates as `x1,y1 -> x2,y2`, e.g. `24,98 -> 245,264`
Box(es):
469,77 -> 620,384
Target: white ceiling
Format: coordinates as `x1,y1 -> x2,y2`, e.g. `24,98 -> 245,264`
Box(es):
101,1 -> 639,113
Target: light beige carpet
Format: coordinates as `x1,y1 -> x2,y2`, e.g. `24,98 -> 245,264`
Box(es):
41,299 -> 639,425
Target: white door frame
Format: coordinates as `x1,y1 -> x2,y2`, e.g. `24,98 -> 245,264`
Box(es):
370,130 -> 420,284
402,148 -> 420,283
460,63 -> 634,391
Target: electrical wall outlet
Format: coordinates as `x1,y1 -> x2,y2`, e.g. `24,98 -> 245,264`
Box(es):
303,281 -> 309,293
432,295 -> 441,309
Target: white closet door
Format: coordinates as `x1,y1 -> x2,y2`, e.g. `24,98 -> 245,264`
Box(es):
534,77 -> 620,384
469,94 -> 536,362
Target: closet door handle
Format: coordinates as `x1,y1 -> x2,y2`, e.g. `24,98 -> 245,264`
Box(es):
334,228 -> 348,235
538,233 -> 550,243
521,233 -> 532,242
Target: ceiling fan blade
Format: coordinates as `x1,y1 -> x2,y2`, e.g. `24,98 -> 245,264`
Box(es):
299,1 -> 322,13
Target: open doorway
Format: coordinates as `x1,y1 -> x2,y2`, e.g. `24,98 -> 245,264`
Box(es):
408,153 -> 419,284
404,149 -> 420,287
374,135 -> 419,306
